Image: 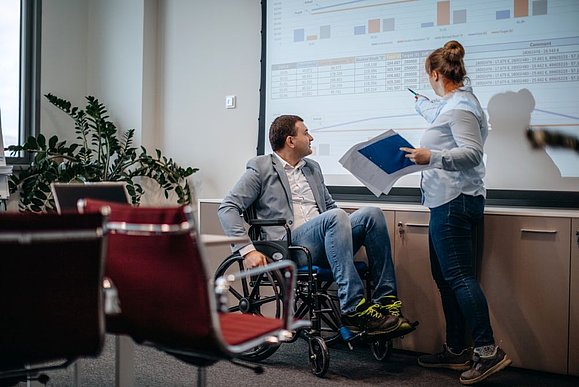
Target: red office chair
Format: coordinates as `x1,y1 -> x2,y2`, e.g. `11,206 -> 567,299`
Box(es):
79,199 -> 306,387
0,212 -> 107,386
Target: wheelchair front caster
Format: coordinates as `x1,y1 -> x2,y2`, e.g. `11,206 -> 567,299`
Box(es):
371,338 -> 392,361
308,336 -> 329,377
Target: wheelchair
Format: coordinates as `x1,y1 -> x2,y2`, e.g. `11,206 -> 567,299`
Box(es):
214,213 -> 416,377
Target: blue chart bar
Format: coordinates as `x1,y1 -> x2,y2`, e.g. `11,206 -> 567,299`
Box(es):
294,28 -> 305,42
496,9 -> 510,19
354,25 -> 366,35
421,22 -> 434,28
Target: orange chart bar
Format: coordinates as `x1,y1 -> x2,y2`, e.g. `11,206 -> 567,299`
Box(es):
368,19 -> 381,33
514,0 -> 529,17
437,1 -> 450,25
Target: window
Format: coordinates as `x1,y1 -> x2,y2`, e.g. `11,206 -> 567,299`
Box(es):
0,0 -> 41,164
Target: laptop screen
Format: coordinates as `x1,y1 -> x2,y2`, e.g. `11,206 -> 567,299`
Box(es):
51,182 -> 130,213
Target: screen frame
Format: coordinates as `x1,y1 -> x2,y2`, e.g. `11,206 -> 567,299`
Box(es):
257,1 -> 579,209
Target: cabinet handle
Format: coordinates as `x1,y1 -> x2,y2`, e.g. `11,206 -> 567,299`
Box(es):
520,229 -> 558,234
576,230 -> 578,244
398,222 -> 429,238
405,223 -> 429,228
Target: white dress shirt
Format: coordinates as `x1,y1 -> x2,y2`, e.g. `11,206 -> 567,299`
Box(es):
274,152 -> 320,230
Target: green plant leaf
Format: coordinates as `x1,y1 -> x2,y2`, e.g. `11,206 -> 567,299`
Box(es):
10,93 -> 198,211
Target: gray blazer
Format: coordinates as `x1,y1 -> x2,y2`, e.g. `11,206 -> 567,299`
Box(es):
218,154 -> 337,252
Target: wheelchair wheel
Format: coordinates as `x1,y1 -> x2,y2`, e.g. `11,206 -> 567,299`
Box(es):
214,253 -> 284,361
308,336 -> 330,377
370,338 -> 392,361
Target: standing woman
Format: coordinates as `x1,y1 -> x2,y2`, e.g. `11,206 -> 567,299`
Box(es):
401,40 -> 511,385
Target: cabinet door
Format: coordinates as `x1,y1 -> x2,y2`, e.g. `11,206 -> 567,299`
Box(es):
481,215 -> 570,374
570,218 -> 579,376
393,211 -> 446,353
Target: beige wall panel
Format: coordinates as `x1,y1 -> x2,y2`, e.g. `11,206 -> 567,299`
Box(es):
569,218 -> 579,376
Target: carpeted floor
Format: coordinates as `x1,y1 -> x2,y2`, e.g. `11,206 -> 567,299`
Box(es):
15,334 -> 579,387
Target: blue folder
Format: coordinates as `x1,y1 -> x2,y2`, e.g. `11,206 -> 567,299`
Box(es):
358,133 -> 415,174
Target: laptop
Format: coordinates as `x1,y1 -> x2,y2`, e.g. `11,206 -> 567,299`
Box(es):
51,182 -> 130,213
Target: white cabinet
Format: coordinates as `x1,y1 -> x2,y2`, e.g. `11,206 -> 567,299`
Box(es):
392,211 -> 446,354
570,218 -> 579,376
480,215 -> 571,374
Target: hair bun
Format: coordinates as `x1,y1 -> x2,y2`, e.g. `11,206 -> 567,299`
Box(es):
443,40 -> 465,62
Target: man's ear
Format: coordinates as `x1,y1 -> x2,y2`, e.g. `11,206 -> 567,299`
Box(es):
286,135 -> 294,148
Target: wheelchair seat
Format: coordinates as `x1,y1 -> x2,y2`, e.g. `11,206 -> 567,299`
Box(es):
297,261 -> 368,282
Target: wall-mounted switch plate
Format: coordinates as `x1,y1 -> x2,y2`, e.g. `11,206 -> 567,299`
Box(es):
225,95 -> 236,109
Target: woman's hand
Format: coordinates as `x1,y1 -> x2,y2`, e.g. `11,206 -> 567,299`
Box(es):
400,147 -> 431,165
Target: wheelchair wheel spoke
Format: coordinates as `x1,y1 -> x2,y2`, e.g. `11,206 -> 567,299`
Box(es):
228,285 -> 244,301
249,272 -> 277,299
226,304 -> 241,313
251,294 -> 280,312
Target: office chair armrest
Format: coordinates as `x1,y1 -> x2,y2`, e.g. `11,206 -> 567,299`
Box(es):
215,260 -> 299,330
103,277 -> 121,315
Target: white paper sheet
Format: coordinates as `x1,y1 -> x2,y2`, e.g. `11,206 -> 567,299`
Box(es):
339,129 -> 429,197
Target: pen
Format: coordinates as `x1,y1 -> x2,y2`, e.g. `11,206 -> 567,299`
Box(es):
407,88 -> 418,95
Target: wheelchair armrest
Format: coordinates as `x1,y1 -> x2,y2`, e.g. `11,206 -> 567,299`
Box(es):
214,260 -> 302,331
247,218 -> 287,227
247,218 -> 293,244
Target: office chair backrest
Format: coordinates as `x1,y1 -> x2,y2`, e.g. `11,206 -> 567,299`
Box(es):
0,212 -> 106,366
80,199 -> 216,350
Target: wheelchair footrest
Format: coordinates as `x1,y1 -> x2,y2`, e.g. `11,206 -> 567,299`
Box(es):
342,319 -> 420,347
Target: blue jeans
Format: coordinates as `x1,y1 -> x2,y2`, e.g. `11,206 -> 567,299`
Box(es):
429,194 -> 494,349
292,207 -> 396,314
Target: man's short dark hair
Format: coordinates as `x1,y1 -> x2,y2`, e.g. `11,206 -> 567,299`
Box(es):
269,115 -> 303,151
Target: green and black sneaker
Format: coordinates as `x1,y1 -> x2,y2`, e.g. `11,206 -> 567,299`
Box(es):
341,298 -> 401,335
374,295 -> 415,335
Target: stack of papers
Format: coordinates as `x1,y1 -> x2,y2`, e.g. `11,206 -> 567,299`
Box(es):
339,130 -> 429,197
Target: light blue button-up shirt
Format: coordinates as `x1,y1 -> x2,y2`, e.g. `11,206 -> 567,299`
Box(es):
415,86 -> 488,208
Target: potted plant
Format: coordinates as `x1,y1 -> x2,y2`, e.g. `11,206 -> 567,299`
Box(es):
7,93 -> 198,212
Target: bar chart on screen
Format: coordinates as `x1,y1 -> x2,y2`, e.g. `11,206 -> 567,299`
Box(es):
265,0 -> 579,188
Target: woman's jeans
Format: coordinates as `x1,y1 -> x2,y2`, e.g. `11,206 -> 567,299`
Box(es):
292,207 -> 397,314
429,194 -> 494,350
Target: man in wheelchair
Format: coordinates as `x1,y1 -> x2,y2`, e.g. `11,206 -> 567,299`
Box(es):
218,114 -> 416,339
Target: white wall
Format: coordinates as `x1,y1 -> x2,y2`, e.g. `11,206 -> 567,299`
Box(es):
40,0 -> 89,140
40,0 -> 261,202
158,0 -> 262,199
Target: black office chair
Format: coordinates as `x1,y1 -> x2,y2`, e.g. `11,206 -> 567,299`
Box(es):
0,212 -> 107,386
215,207 -> 399,377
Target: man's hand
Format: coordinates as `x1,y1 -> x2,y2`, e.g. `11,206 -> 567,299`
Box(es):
400,147 -> 431,165
243,250 -> 268,268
